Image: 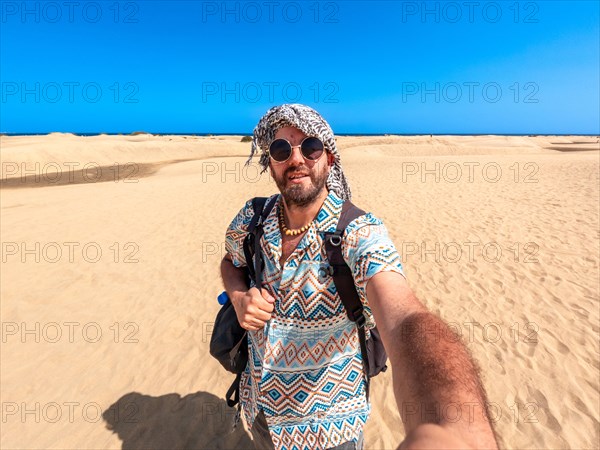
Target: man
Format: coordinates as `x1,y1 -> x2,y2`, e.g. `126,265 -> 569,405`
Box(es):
220,104 -> 498,450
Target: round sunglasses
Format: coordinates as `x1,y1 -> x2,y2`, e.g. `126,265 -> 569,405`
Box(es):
268,137 -> 325,163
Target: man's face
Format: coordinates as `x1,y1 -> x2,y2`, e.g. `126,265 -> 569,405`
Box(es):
269,126 -> 334,207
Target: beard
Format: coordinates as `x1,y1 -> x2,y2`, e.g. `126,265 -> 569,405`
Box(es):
272,164 -> 329,207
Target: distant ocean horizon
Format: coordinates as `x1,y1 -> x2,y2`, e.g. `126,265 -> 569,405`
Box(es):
2,132 -> 599,137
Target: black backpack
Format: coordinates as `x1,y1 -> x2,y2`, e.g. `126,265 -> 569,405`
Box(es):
209,196 -> 388,415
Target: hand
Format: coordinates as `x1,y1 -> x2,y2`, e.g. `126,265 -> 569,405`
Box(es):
231,287 -> 275,331
397,424 -> 475,450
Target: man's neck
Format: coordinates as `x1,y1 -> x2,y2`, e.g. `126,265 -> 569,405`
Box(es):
282,189 -> 329,230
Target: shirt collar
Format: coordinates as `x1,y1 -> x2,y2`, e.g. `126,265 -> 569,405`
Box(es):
261,190 -> 345,268
314,190 -> 344,233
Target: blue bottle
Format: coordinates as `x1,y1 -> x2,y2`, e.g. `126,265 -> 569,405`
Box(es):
217,291 -> 229,306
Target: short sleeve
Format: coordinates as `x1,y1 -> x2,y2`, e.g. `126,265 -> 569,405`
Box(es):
225,199 -> 255,268
342,213 -> 405,326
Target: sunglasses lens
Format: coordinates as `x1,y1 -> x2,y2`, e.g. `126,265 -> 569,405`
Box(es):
301,137 -> 324,160
269,139 -> 292,162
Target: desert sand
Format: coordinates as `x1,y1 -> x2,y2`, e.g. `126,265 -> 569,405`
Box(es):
1,133 -> 598,449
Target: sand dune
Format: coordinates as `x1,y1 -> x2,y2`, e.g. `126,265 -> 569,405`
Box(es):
1,134 -> 598,449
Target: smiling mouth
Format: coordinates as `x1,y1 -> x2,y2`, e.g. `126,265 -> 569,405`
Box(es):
288,173 -> 309,181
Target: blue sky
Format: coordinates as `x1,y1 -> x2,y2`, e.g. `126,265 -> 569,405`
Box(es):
1,0 -> 598,134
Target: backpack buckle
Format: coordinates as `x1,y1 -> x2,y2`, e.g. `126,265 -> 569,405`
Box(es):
232,406 -> 241,431
328,234 -> 342,247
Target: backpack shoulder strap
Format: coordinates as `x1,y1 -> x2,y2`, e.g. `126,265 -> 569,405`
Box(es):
323,201 -> 373,399
227,196 -> 278,414
243,195 -> 278,286
248,197 -> 268,232
323,201 -> 366,324
251,195 -> 279,230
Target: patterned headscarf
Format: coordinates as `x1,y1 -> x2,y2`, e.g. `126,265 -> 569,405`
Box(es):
246,103 -> 352,201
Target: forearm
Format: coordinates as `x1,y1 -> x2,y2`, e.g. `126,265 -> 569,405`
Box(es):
390,312 -> 498,448
220,255 -> 249,303
220,255 -> 275,331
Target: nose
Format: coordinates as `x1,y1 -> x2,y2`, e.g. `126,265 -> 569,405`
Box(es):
286,144 -> 305,166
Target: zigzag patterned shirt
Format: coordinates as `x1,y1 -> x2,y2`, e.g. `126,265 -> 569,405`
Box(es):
225,191 -> 405,450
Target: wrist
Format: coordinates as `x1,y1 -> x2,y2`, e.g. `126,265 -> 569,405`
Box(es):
229,289 -> 247,309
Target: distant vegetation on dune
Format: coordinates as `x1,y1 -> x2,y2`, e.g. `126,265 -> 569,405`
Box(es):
241,136 -> 252,142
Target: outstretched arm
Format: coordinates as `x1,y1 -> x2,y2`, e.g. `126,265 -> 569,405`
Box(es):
366,272 -> 499,449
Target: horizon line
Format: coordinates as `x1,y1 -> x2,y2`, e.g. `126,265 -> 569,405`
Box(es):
2,132 -> 599,137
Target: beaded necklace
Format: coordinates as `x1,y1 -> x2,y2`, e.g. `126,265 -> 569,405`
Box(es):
279,206 -> 313,236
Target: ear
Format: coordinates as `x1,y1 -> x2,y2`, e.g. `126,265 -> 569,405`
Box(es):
327,152 -> 335,167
